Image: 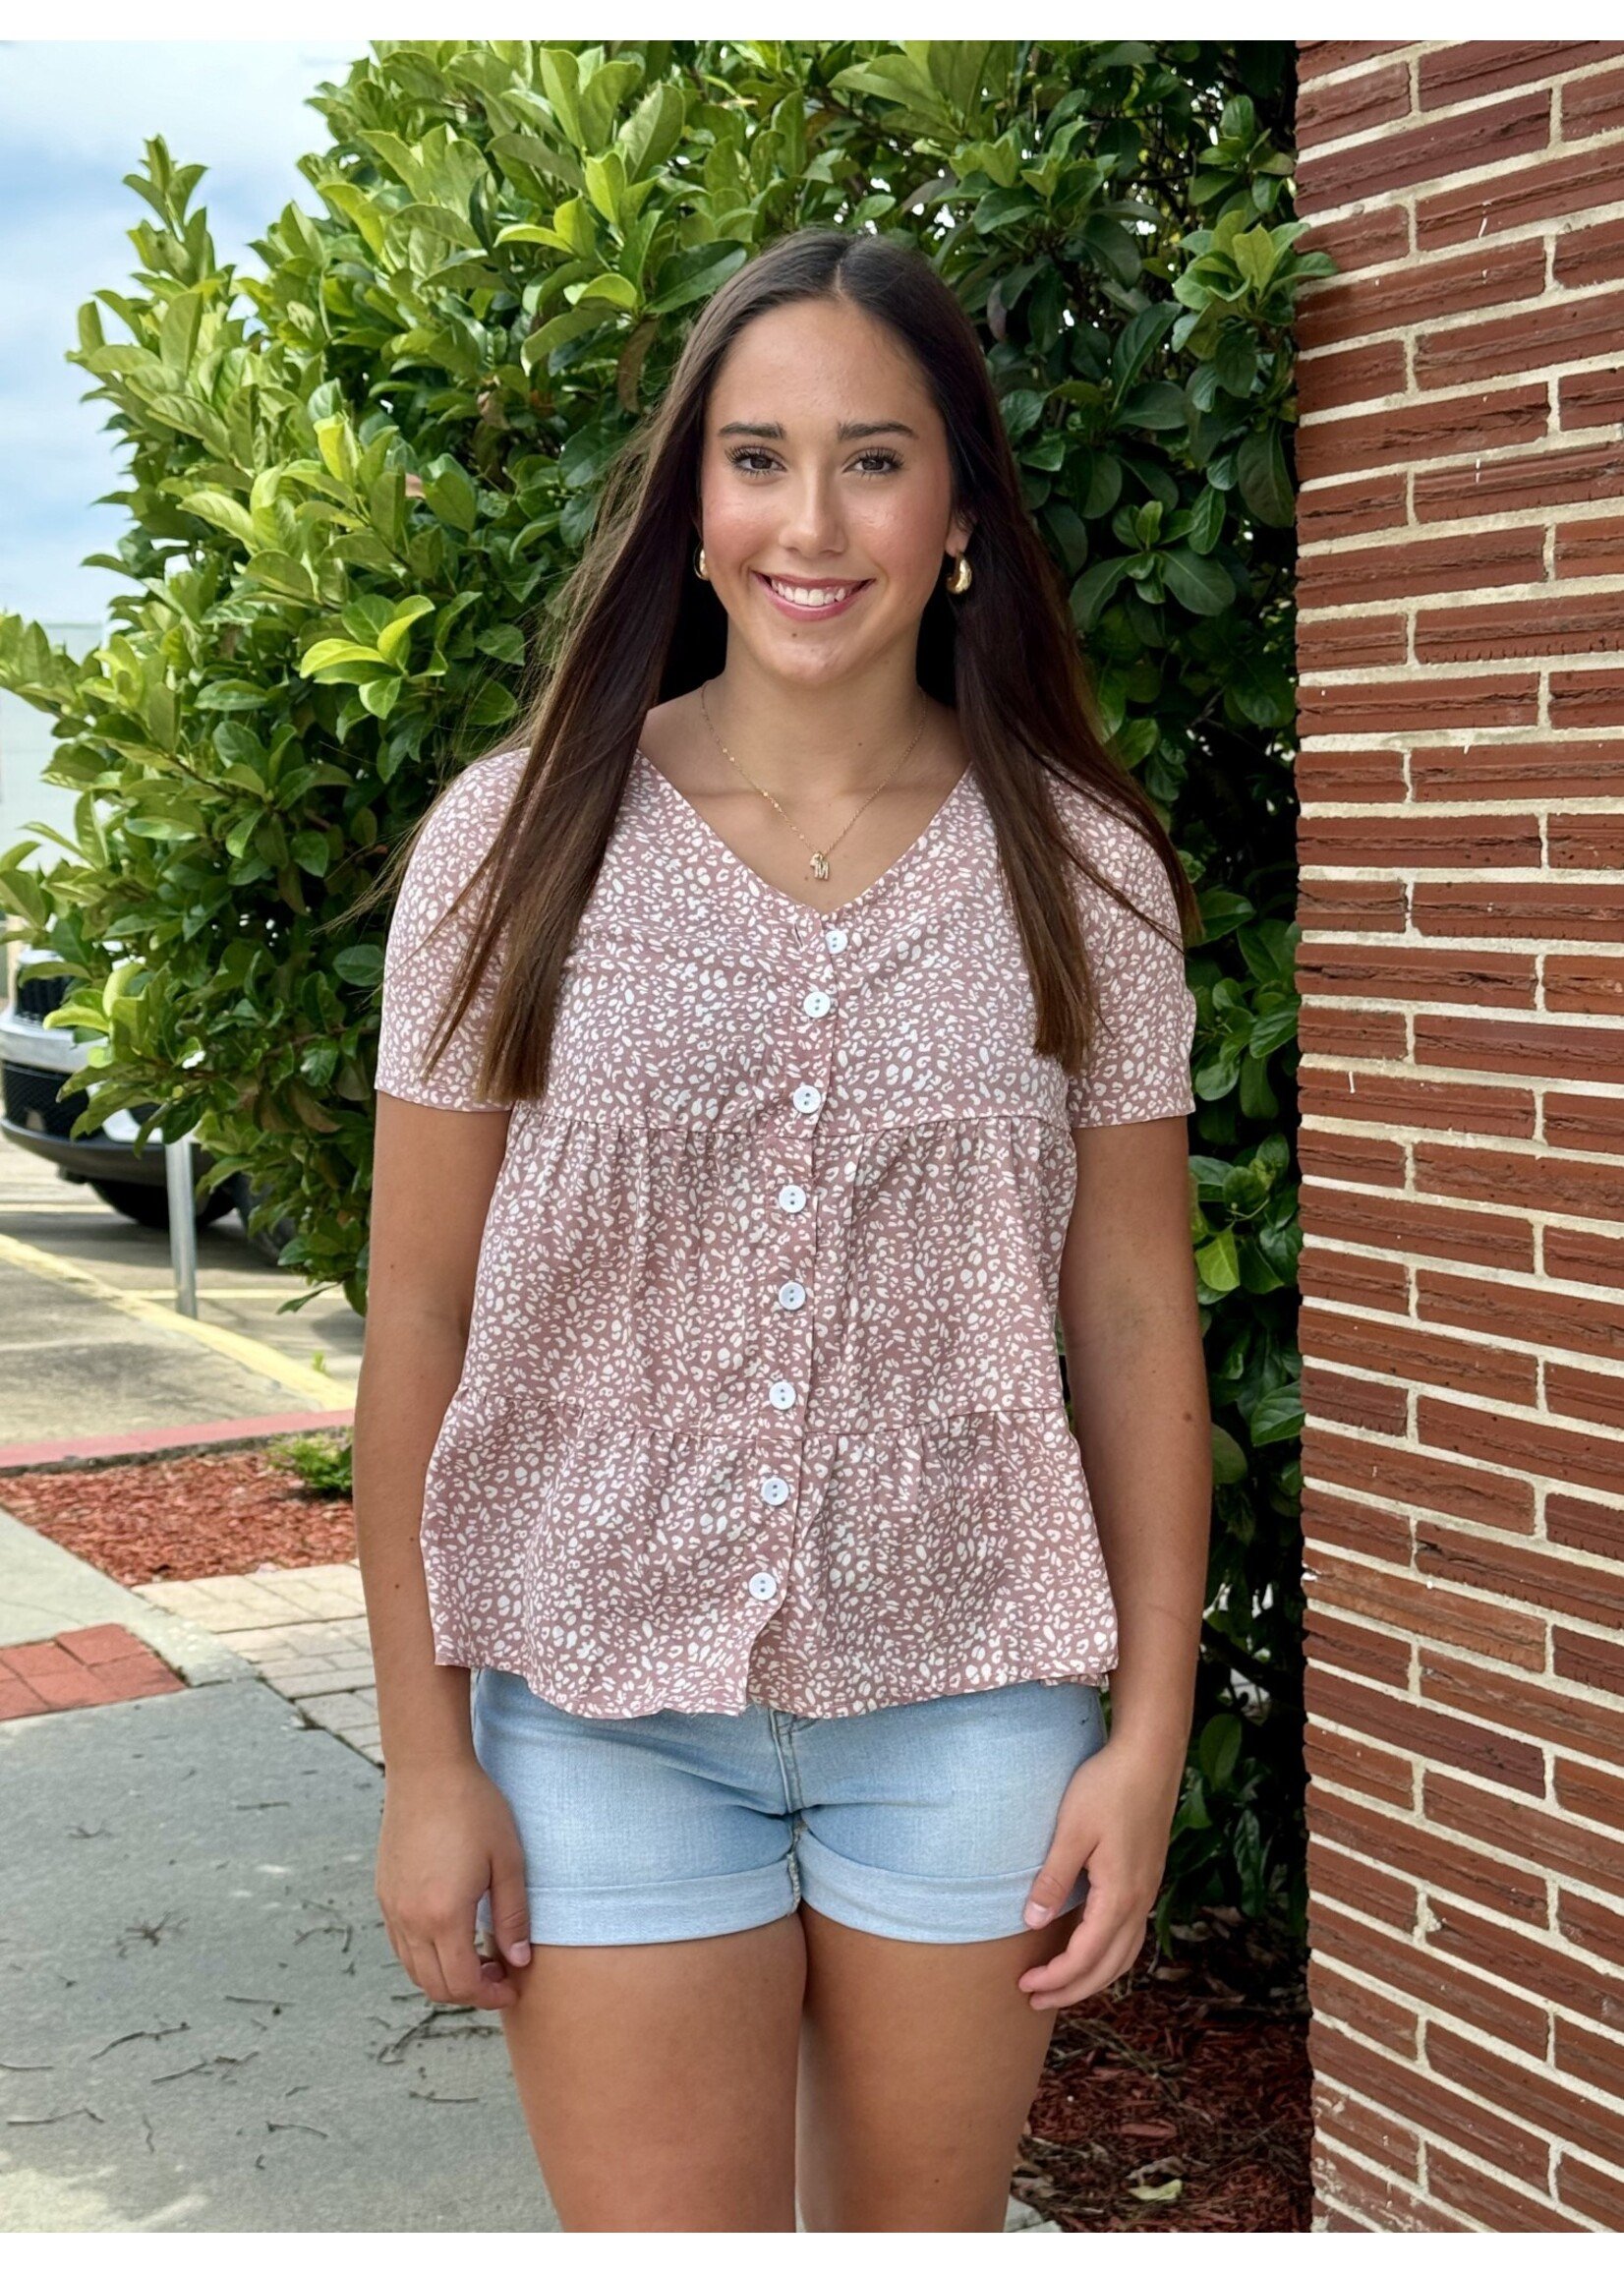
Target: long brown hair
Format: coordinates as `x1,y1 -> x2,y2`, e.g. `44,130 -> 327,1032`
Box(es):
352,225 -> 1202,1107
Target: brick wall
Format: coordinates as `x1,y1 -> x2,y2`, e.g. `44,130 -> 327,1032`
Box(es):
1293,41 -> 1624,2234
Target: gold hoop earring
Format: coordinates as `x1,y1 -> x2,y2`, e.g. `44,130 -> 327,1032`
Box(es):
695,545 -> 709,580
946,552 -> 972,596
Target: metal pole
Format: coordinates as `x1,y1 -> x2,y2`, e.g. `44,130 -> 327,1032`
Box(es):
166,1131 -> 198,1317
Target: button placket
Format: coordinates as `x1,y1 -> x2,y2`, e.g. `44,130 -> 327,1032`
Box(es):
747,928 -> 844,1618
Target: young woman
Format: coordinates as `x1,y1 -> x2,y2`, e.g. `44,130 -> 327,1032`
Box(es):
356,225 -> 1210,2234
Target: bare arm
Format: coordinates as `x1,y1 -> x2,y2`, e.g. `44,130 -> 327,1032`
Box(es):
1058,1112 -> 1210,1765
355,1090 -> 509,1768
1016,1112 -> 1211,2010
357,1091 -> 530,2006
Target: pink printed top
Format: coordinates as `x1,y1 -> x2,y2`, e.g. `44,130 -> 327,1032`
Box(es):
373,739 -> 1198,1720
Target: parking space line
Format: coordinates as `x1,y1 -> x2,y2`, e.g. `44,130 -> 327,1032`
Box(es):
0,1229 -> 354,1410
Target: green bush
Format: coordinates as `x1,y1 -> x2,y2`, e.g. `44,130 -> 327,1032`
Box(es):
264,1428 -> 354,1497
0,38 -> 1331,1950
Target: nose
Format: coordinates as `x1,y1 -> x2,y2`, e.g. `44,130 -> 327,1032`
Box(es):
777,465 -> 847,561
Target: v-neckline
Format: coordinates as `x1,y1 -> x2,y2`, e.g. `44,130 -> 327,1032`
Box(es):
633,744 -> 975,924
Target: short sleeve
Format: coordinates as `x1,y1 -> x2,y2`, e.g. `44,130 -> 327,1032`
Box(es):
373,750 -> 524,1113
1063,798 -> 1198,1130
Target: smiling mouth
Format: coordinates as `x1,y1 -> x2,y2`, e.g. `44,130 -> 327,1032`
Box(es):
753,570 -> 873,615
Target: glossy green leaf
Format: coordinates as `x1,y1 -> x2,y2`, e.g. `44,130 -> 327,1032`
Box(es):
1162,546 -> 1235,616
421,457 -> 479,534
1236,427 -> 1293,526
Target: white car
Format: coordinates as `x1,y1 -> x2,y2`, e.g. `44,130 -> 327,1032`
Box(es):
1,942 -> 289,1254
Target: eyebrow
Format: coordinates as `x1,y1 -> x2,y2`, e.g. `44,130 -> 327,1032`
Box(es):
716,420 -> 919,441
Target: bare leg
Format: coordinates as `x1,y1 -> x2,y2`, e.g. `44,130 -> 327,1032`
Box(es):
795,1903 -> 1077,2231
496,1910 -> 807,2231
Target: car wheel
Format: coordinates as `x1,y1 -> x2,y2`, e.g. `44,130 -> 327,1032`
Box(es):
87,1177 -> 239,1231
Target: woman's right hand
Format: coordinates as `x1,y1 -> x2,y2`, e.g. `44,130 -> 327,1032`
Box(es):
376,1758 -> 533,2010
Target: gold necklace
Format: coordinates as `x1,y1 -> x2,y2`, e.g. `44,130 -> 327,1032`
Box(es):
696,680 -> 930,882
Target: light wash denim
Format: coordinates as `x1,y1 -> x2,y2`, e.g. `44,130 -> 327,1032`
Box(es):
471,1668 -> 1108,1947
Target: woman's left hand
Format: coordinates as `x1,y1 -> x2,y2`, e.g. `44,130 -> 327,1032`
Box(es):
1015,1729 -> 1187,2011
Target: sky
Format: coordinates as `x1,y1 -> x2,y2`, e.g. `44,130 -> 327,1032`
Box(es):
0,40 -> 364,630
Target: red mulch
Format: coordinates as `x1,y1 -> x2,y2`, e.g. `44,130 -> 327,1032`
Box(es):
0,1441 -> 356,1584
1013,1914 -> 1312,2232
0,1439 -> 1311,2230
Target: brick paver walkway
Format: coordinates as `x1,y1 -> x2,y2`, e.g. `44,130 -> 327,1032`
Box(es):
0,1621 -> 185,1719
134,1561 -> 381,1765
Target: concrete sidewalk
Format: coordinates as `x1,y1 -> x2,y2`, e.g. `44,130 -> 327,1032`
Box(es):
0,1514 -> 550,2233
0,1680 -> 549,2231
0,1143 -> 359,1457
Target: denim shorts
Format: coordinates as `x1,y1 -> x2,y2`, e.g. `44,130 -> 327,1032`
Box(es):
471,1668 -> 1109,1948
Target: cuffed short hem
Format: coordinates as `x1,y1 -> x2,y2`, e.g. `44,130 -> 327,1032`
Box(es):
475,1850 -> 801,1948
793,1823 -> 1090,1945
473,1843 -> 1086,1951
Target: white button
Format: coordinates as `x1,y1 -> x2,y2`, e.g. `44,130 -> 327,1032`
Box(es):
778,1183 -> 806,1213
778,1279 -> 806,1312
769,1378 -> 796,1410
792,1083 -> 823,1115
803,988 -> 833,1019
748,1572 -> 779,1601
760,1472 -> 790,1506
825,926 -> 847,954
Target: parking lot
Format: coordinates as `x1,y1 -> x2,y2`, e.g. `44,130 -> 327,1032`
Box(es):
0,1138 -> 361,1459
